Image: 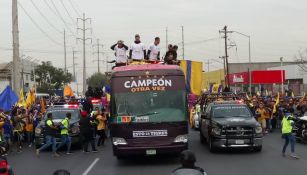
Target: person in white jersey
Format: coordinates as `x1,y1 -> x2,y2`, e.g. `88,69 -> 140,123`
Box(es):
147,37 -> 161,61
129,34 -> 146,61
110,40 -> 128,67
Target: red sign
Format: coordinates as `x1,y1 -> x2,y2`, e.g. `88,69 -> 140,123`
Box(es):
228,72 -> 249,85
252,70 -> 285,84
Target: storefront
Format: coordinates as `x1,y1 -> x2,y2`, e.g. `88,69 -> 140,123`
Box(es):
227,70 -> 285,94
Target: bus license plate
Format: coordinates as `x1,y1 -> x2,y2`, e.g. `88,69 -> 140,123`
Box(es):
146,149 -> 156,155
235,140 -> 244,144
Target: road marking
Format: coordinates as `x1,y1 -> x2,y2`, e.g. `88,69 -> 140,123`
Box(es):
82,158 -> 100,175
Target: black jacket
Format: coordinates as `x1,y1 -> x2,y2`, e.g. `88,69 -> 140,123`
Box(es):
79,117 -> 94,138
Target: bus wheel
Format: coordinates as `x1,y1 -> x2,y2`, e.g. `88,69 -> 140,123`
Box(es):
116,155 -> 126,160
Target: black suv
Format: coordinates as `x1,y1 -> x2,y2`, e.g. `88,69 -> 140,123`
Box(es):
199,101 -> 263,152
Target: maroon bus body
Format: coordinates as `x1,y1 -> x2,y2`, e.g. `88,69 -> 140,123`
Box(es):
110,64 -> 188,157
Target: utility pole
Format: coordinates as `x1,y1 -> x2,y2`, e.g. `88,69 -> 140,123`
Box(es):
181,26 -> 185,60
72,48 -> 78,82
77,13 -> 92,95
64,29 -> 67,73
166,27 -> 168,51
12,0 -> 21,93
93,39 -> 104,73
219,26 -> 230,87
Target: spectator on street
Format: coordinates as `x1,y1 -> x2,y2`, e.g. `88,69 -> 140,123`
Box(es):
79,111 -> 98,153
36,113 -> 59,157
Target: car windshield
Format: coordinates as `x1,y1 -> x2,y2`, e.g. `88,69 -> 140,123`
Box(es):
212,105 -> 252,118
112,90 -> 186,122
46,109 -> 80,120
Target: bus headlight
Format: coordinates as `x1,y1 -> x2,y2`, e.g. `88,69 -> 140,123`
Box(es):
174,135 -> 188,143
113,137 -> 128,146
255,126 -> 262,134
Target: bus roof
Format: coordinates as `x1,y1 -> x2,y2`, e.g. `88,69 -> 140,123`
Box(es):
113,64 -> 180,72
112,64 -> 183,77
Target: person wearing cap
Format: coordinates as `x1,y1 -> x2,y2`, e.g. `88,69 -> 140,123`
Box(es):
281,108 -> 299,159
79,111 -> 98,153
110,40 -> 129,66
147,37 -> 160,61
173,150 -> 205,174
129,34 -> 146,61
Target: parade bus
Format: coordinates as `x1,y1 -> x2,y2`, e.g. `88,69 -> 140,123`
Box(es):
110,64 -> 188,159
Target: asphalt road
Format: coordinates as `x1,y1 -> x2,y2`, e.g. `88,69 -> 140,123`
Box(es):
7,130 -> 307,175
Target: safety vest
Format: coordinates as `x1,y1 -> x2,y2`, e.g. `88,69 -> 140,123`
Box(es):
60,118 -> 70,135
281,116 -> 294,134
45,119 -> 56,136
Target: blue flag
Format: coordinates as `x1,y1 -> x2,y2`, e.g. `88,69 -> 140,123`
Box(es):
0,86 -> 18,111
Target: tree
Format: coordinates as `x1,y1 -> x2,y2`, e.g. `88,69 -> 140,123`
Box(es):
35,61 -> 72,93
87,72 -> 109,88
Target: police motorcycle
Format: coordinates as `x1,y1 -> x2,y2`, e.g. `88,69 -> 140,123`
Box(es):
172,150 -> 208,175
293,112 -> 307,142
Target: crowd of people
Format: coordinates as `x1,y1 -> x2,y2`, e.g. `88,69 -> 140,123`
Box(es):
0,93 -> 109,158
109,34 -> 179,68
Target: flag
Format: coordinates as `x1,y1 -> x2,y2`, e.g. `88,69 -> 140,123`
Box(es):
209,84 -> 222,94
291,92 -> 295,98
40,98 -> 46,113
64,85 -> 74,97
25,91 -> 34,108
17,88 -> 25,107
0,86 -> 18,111
273,93 -> 280,114
180,60 -> 203,95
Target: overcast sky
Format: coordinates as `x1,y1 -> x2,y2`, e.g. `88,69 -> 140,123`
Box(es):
1,0 -> 307,79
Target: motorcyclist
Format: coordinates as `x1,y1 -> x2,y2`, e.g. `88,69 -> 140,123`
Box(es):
172,150 -> 206,175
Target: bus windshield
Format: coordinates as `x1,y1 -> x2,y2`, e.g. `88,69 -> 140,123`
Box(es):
113,90 -> 186,122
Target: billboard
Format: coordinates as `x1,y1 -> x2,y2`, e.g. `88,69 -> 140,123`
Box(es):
251,70 -> 285,84
227,72 -> 249,85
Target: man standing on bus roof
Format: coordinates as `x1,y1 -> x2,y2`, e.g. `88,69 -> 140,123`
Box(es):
110,40 -> 129,66
147,37 -> 161,61
129,34 -> 146,61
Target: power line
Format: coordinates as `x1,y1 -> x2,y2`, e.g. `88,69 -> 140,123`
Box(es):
68,0 -> 82,17
18,2 -> 62,46
29,0 -> 63,34
59,0 -> 77,24
49,0 -> 76,37
43,0 -> 64,21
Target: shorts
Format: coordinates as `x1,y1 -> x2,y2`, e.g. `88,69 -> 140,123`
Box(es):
259,119 -> 266,129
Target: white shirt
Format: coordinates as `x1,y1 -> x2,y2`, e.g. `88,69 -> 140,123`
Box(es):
148,43 -> 160,61
130,42 -> 146,60
114,46 -> 128,63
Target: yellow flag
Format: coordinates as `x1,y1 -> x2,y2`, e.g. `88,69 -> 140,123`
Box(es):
291,92 -> 295,98
25,91 -> 33,108
18,88 -> 25,107
40,98 -> 46,113
273,93 -> 280,114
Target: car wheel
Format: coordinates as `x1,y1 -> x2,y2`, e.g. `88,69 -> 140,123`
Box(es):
200,131 -> 206,144
209,137 -> 217,153
254,146 -> 262,152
